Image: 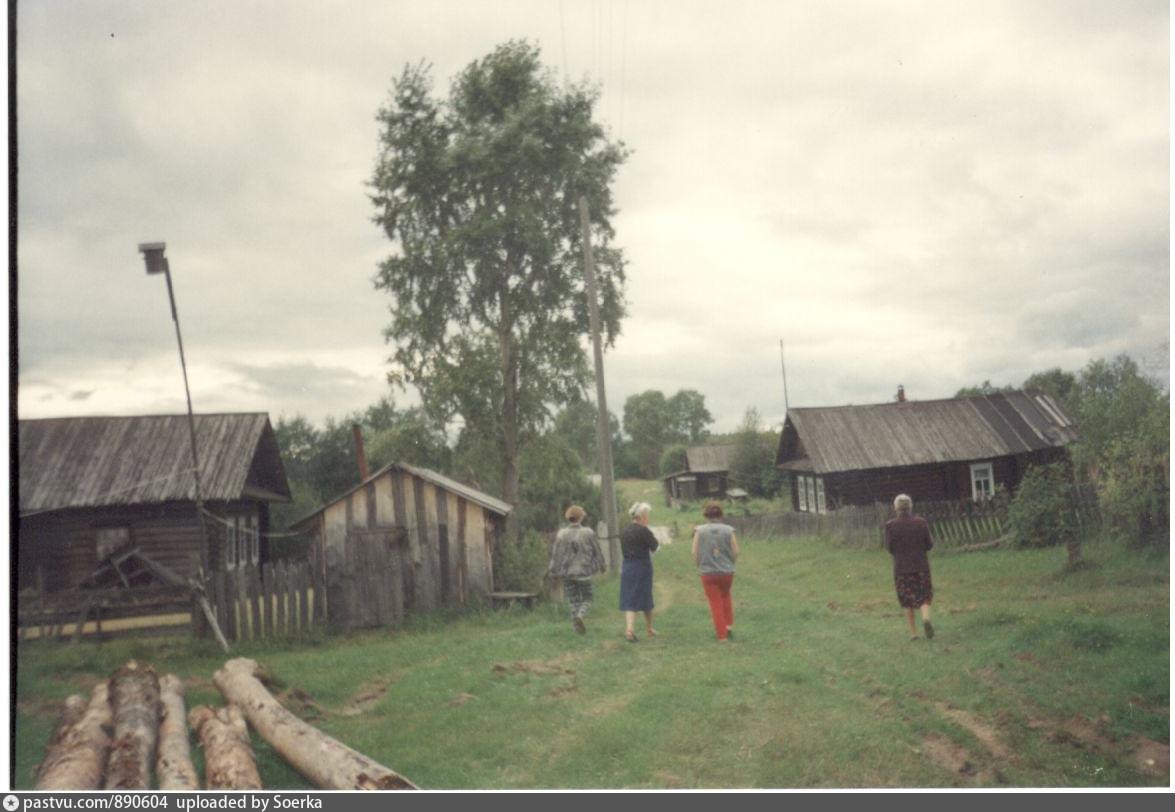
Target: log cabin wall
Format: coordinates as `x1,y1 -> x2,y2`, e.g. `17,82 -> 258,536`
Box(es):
314,466 -> 500,628
815,448 -> 1070,509
16,499 -> 267,593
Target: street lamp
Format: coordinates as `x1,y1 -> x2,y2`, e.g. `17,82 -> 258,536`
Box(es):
140,241 -> 210,574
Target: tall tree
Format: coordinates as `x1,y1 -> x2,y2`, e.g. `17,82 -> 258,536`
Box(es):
370,41 -> 628,537
553,400 -> 621,471
667,389 -> 713,442
623,390 -> 673,478
729,407 -> 783,498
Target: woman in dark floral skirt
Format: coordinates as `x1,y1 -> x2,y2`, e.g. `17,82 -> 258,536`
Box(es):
884,494 -> 935,640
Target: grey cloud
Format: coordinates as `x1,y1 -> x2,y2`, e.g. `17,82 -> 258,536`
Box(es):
15,1 -> 1169,434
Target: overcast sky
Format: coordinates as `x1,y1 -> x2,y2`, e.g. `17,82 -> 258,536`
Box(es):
13,0 -> 1170,434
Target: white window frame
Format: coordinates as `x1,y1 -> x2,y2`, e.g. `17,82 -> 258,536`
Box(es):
94,526 -> 130,560
806,477 -> 817,514
815,477 -> 826,514
244,516 -> 259,565
797,475 -> 809,512
970,461 -> 995,501
225,522 -> 238,570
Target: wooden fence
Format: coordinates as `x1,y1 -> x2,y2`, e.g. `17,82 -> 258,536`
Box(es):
202,559 -> 321,642
725,497 -> 1016,550
17,586 -> 192,642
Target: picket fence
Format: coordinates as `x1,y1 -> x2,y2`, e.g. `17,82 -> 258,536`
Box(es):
201,559 -> 321,642
724,497 -> 1014,549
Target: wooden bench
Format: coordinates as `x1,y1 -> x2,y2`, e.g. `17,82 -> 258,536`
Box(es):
489,591 -> 539,610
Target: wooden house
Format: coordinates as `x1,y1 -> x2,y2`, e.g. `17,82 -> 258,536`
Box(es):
291,462 -> 511,630
775,390 -> 1078,512
17,414 -> 291,593
662,444 -> 735,501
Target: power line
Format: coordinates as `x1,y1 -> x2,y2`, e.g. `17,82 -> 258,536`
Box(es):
619,0 -> 629,138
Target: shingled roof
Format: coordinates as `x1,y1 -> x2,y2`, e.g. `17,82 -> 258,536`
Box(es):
19,413 -> 291,514
685,444 -> 734,473
776,391 -> 1077,474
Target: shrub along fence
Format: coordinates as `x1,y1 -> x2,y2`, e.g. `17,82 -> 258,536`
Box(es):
725,497 -> 1018,550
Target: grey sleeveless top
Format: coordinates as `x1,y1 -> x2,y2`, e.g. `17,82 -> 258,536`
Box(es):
695,522 -> 736,574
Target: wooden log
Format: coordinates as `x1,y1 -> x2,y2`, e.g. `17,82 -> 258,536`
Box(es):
188,704 -> 263,790
156,675 -> 199,790
213,658 -> 417,790
104,660 -> 161,789
35,685 -> 112,790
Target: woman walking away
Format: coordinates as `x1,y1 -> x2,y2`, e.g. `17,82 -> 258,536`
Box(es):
548,505 -> 606,634
692,501 -> 739,642
884,494 -> 935,641
619,502 -> 659,642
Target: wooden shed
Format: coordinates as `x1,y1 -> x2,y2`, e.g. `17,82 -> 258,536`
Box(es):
775,390 -> 1078,512
662,444 -> 734,502
291,462 -> 511,631
17,413 -> 291,593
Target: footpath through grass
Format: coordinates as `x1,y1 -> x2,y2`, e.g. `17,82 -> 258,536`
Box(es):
13,532 -> 1169,788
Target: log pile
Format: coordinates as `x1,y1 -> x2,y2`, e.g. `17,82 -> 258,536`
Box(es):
189,705 -> 263,789
35,658 -> 417,790
214,658 -> 417,790
35,684 -> 112,790
156,675 -> 199,790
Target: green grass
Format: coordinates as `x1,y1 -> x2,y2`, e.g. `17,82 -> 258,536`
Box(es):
14,517 -> 1169,788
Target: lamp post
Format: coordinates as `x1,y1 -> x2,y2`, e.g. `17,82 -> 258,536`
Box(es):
139,242 -> 210,574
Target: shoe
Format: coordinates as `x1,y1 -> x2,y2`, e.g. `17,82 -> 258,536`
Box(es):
573,617 -> 586,635
923,621 -> 935,640
625,631 -> 638,643
647,628 -> 657,638
910,635 -> 919,642
725,628 -> 734,641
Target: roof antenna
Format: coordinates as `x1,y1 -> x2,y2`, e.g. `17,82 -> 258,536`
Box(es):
779,338 -> 790,414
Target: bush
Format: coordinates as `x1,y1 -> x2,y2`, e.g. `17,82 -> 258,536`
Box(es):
1007,463 -> 1081,548
493,530 -> 550,594
659,444 -> 688,477
1096,394 -> 1169,547
515,434 -> 604,534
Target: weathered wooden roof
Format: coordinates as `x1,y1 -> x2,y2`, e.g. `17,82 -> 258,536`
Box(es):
19,413 -> 291,513
397,462 -> 513,516
685,444 -> 734,473
776,391 -> 1078,474
292,460 -> 512,529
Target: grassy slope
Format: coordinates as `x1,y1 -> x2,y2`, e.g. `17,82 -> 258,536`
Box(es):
13,510 -> 1169,788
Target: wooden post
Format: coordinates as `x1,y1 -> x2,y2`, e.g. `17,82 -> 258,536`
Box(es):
578,196 -> 620,570
298,563 -> 311,633
262,563 -> 274,639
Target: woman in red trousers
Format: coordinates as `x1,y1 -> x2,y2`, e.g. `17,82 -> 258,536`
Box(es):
692,501 -> 740,642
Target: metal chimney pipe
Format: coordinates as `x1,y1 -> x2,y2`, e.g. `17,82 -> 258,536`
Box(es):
351,424 -> 370,481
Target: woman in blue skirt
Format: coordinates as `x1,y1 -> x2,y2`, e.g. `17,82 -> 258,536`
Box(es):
619,501 -> 659,642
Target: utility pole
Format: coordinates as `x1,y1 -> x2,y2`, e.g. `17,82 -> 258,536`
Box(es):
578,197 -> 620,569
140,243 -> 210,574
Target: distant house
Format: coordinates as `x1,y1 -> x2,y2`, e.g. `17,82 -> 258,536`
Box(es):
291,462 -> 511,630
775,391 -> 1078,513
662,444 -> 735,501
17,414 -> 291,593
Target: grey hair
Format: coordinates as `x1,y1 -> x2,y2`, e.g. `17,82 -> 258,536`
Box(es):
628,501 -> 652,519
893,493 -> 913,513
